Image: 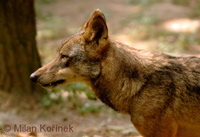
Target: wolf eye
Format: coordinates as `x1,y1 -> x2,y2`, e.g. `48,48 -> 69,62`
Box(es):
61,55 -> 69,59
61,55 -> 71,67
61,55 -> 69,62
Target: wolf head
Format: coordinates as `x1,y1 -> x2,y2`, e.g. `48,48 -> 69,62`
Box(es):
30,9 -> 109,88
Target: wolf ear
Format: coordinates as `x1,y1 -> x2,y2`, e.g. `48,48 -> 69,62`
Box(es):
82,9 -> 108,44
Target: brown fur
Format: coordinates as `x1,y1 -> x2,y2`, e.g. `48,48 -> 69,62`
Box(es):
30,9 -> 200,137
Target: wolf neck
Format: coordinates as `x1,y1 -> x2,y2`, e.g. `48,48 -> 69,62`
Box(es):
90,41 -> 156,114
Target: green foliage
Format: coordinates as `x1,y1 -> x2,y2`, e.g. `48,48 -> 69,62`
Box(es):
35,0 -> 54,20
63,83 -> 99,115
40,88 -> 63,108
77,102 -> 100,115
157,32 -> 200,54
135,14 -> 160,25
64,83 -> 87,92
38,0 -> 55,4
39,83 -> 99,115
86,90 -> 96,100
126,0 -> 164,6
0,122 -> 3,134
169,0 -> 200,18
171,0 -> 189,6
35,0 -> 70,40
63,82 -> 96,100
190,3 -> 200,18
122,9 -> 200,54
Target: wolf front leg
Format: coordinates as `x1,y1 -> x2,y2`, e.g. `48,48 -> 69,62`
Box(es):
130,115 -> 178,137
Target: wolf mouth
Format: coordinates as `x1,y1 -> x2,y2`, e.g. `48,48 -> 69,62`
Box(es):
42,79 -> 66,87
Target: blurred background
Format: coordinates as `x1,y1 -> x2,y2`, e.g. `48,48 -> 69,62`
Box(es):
0,0 -> 199,137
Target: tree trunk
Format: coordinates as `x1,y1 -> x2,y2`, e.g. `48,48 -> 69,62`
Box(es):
0,0 -> 44,95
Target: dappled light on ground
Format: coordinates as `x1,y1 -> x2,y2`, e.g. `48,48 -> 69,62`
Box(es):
162,18 -> 200,33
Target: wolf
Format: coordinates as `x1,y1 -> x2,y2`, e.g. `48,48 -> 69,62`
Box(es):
30,9 -> 200,137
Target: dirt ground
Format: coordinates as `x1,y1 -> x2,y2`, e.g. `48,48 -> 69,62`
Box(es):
0,0 -> 199,137
0,91 -> 139,137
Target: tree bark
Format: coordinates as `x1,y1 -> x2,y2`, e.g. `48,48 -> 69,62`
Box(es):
0,0 -> 44,95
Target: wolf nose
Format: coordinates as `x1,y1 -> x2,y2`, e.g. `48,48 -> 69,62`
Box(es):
30,73 -> 39,83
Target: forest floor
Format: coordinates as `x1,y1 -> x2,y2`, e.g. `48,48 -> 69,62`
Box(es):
0,0 -> 199,137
